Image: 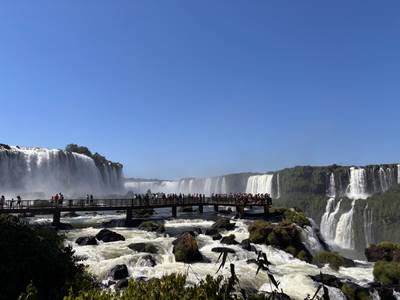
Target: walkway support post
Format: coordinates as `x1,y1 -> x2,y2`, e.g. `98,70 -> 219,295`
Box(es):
126,207 -> 133,221
198,204 -> 203,214
214,204 -> 218,213
264,204 -> 269,217
172,206 -> 177,218
52,210 -> 61,226
236,205 -> 244,218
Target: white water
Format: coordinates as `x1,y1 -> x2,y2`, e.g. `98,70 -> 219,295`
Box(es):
327,173 -> 336,197
334,200 -> 356,249
398,165 -> 400,184
379,167 -> 394,193
245,174 -> 274,194
60,213 -> 373,300
276,173 -> 281,198
0,146 -> 123,197
125,176 -> 227,196
320,198 -> 342,243
346,168 -> 368,199
363,204 -> 373,246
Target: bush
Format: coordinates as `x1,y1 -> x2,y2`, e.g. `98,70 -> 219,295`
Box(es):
313,251 -> 345,271
0,215 -> 94,300
248,221 -> 271,243
373,261 -> 400,286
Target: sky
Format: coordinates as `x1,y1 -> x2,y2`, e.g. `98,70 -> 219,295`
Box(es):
0,1 -> 399,179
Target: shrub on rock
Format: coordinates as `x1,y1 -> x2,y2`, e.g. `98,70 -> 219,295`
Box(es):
138,221 -> 165,233
373,261 -> 400,286
366,241 -> 400,262
312,251 -> 354,270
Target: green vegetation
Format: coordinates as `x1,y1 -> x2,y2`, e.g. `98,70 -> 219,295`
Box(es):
64,274 -> 246,300
340,283 -> 372,300
366,241 -> 400,262
0,215 -> 94,300
65,144 -> 122,168
248,220 -> 312,262
373,261 -> 400,286
312,251 -> 346,271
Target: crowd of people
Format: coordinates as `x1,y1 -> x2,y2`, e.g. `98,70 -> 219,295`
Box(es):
0,195 -> 23,209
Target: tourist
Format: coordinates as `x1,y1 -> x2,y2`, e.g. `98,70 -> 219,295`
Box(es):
0,195 -> 5,208
59,193 -> 64,206
86,194 -> 90,205
17,196 -> 21,208
90,194 -> 94,205
10,198 -> 14,209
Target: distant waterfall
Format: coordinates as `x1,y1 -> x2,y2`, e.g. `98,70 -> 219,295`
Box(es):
379,167 -> 394,193
320,198 -> 342,242
125,176 -> 227,195
346,167 -> 368,199
327,173 -> 336,197
363,204 -> 373,246
276,173 -> 281,198
0,146 -> 123,197
245,174 -> 274,194
334,200 -> 356,249
398,165 -> 400,184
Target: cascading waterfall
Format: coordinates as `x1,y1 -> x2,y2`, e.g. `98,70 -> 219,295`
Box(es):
320,198 -> 342,243
398,165 -> 400,184
0,146 -> 123,196
363,204 -> 373,246
346,167 -> 368,199
327,173 -> 336,197
334,200 -> 356,249
276,173 -> 281,198
379,167 -> 390,192
245,174 -> 274,194
125,176 -> 228,195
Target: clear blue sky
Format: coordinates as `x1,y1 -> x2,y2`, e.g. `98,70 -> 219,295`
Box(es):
1,1 -> 399,179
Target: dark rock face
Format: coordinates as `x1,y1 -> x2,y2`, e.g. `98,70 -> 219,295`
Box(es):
211,247 -> 236,254
241,239 -> 255,251
365,242 -> 400,262
212,233 -> 222,240
109,264 -> 129,280
310,274 -> 342,289
75,236 -> 98,246
138,221 -> 165,233
96,229 -> 125,242
211,219 -> 236,231
220,234 -> 239,245
204,228 -> 219,236
115,278 -> 129,289
172,232 -> 203,263
128,243 -> 158,254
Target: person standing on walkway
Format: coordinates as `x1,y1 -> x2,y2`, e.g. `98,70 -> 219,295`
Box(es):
16,196 -> 21,208
0,195 -> 5,209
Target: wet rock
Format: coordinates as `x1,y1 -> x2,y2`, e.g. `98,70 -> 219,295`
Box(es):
172,232 -> 203,263
62,212 -> 80,218
139,255 -> 157,267
220,234 -> 239,245
103,218 -> 143,228
109,264 -> 129,280
75,236 -> 98,246
241,239 -> 256,251
310,273 -> 342,289
133,209 -> 154,217
211,218 -> 236,231
138,221 -> 165,233
115,278 -> 129,289
212,233 -> 222,240
211,247 -> 236,254
204,228 -> 219,236
218,208 -> 233,215
128,242 -> 158,254
96,229 -> 125,242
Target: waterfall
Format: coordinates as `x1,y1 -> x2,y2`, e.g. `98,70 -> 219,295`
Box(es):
398,165 -> 400,184
245,174 -> 274,194
320,198 -> 342,242
363,204 -> 373,246
276,173 -> 281,198
327,173 -> 336,197
334,200 -> 356,249
346,167 -> 368,199
379,167 -> 390,192
0,146 -> 123,197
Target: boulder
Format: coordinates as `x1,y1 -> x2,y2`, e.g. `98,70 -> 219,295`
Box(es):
138,221 -> 165,233
96,229 -> 125,242
172,232 -> 203,263
75,236 -> 98,246
212,233 -> 222,240
310,273 -> 342,289
221,234 -> 239,245
109,264 -> 129,280
241,239 -> 255,251
138,255 -> 157,267
211,218 -> 235,231
204,228 -> 219,236
115,278 -> 129,289
128,243 -> 158,254
211,247 -> 236,254
365,242 -> 400,262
